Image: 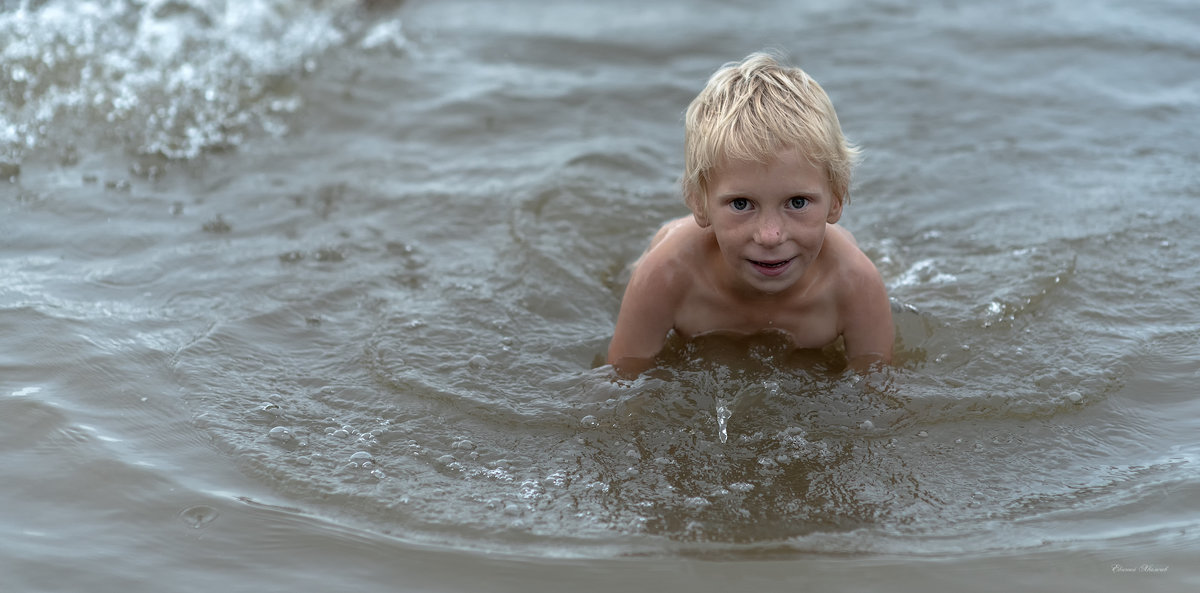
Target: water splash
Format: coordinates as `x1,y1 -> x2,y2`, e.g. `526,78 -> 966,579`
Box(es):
715,400 -> 731,444
0,0 -> 372,163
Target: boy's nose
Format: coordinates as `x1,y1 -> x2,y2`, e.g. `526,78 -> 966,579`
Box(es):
754,215 -> 785,246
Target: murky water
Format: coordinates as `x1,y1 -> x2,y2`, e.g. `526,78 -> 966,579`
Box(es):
3,0 -> 1199,591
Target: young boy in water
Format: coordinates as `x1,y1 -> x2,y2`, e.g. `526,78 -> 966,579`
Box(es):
607,53 -> 893,377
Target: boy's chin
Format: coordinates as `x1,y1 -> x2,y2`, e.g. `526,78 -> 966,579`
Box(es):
736,273 -> 798,296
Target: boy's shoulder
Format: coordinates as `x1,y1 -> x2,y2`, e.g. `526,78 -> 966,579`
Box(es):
635,216 -> 709,279
822,225 -> 884,289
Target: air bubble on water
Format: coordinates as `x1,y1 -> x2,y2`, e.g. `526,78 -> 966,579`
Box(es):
295,456 -> 312,466
452,439 -> 476,451
917,430 -> 929,438
729,482 -> 755,493
543,471 -> 567,488
260,402 -> 283,416
860,420 -> 875,430
684,497 -> 710,508
580,415 -> 599,428
371,469 -> 386,479
1065,390 -> 1083,403
331,429 -> 349,439
467,354 -> 489,369
178,505 -> 219,529
519,479 -> 544,499
267,426 -> 293,442
349,451 -> 374,468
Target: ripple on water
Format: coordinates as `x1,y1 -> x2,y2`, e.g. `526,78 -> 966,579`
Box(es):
178,505 -> 219,529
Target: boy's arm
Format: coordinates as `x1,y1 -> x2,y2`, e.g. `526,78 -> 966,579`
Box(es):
840,260 -> 895,371
606,260 -> 680,378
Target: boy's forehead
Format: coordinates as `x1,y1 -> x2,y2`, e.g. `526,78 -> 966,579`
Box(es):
708,149 -> 831,195
711,145 -> 824,175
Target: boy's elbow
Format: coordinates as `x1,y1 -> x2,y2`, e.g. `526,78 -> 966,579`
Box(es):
608,354 -> 655,379
846,350 -> 891,372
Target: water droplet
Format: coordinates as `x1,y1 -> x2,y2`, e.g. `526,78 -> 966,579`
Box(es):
178,505 -> 218,529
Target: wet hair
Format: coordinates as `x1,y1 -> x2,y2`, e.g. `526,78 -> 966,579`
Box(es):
682,52 -> 860,220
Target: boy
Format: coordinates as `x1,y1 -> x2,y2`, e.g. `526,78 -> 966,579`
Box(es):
607,53 -> 893,377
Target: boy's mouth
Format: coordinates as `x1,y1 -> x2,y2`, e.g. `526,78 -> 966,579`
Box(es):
749,257 -> 794,276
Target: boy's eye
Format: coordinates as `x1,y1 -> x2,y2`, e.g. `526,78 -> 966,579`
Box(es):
730,198 -> 750,211
789,196 -> 809,209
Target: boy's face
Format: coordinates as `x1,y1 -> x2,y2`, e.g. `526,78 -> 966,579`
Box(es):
698,147 -> 842,296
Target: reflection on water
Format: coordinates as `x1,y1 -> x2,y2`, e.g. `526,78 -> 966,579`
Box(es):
3,0 -> 1200,589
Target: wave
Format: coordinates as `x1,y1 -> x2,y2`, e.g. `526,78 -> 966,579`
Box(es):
0,0 -> 402,165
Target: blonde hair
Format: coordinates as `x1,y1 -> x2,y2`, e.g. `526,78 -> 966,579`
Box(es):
682,52 -> 860,218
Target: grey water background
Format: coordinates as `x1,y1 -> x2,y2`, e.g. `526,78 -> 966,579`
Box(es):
3,0 -> 1199,591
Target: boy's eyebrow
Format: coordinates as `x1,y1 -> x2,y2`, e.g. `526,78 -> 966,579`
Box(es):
713,186 -> 826,198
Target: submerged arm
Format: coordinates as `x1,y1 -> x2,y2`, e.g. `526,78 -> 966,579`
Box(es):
606,258 -> 680,378
841,256 -> 895,371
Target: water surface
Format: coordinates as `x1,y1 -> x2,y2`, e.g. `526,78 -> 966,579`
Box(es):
3,0 -> 1199,591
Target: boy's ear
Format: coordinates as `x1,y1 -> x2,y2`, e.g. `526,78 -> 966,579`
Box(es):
826,197 -> 843,224
692,210 -> 711,228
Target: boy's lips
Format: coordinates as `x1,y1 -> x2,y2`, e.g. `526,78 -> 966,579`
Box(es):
749,257 -> 794,277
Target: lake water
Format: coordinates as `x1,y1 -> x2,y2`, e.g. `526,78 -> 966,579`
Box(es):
3,0 -> 1198,591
